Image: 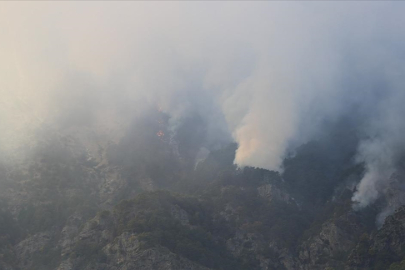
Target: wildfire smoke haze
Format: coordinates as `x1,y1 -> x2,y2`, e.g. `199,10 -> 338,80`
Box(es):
1,2 -> 405,212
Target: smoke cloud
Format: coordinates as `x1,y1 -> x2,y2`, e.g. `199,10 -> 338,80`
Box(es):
1,2 -> 405,209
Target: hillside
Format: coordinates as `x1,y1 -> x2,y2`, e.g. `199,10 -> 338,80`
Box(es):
0,112 -> 404,270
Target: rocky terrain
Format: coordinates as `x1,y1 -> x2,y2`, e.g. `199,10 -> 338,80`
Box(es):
0,112 -> 405,270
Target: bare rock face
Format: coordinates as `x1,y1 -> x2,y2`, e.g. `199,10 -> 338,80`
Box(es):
257,184 -> 291,204
347,206 -> 405,269
299,213 -> 363,270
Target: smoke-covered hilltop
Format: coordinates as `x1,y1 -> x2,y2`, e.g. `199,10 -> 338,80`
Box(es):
2,2 -> 405,210
1,2 -> 405,269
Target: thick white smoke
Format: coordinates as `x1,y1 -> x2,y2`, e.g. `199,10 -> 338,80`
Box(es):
1,2 -> 405,208
353,84 -> 405,209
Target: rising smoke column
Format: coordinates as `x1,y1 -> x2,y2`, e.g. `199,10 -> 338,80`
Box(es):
353,81 -> 405,210
1,1 -> 405,211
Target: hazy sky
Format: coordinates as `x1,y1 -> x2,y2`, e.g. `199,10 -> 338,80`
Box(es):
1,2 -> 405,208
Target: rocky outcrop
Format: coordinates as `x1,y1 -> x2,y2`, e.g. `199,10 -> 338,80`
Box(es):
104,243 -> 211,270
226,229 -> 289,270
2,121 -> 405,270
226,230 -> 265,257
15,232 -> 52,269
60,231 -> 211,270
257,184 -> 292,204
58,216 -> 210,270
372,206 -> 405,255
299,213 -> 364,270
347,206 -> 405,269
59,214 -> 84,257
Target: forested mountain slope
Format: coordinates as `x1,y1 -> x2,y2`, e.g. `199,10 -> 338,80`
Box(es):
0,112 -> 404,270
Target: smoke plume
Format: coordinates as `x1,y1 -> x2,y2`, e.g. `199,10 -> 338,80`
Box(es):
1,2 -> 405,209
